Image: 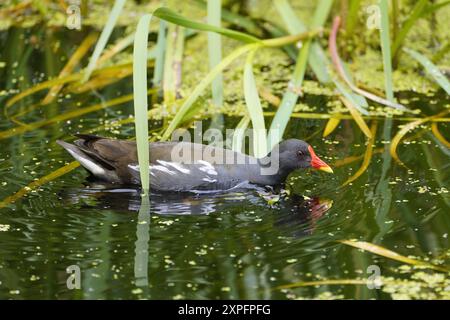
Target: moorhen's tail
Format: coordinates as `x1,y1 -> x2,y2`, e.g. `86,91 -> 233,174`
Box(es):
56,139 -> 120,183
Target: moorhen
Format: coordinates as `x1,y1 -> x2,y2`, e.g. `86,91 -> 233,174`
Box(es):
57,134 -> 333,191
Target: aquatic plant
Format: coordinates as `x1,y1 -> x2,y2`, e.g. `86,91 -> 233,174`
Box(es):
0,0 -> 449,301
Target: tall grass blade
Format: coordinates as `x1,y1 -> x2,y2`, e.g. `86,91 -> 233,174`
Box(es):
152,20 -> 167,87
268,0 -> 332,149
403,48 -> 450,94
391,0 -> 427,58
162,43 -> 258,141
232,115 -> 250,153
346,0 -> 362,34
243,49 -> 267,157
97,33 -> 135,66
133,14 -> 152,194
163,24 -> 177,104
207,0 -> 223,108
268,42 -> 310,149
273,0 -> 331,83
82,0 -> 126,82
379,0 -> 394,101
173,26 -> 185,97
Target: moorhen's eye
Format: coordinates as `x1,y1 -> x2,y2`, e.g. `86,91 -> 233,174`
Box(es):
297,150 -> 304,157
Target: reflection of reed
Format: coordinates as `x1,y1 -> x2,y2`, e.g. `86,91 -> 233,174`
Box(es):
134,195 -> 150,287
373,119 -> 393,244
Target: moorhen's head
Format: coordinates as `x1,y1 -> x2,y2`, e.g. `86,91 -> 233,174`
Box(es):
275,139 -> 333,174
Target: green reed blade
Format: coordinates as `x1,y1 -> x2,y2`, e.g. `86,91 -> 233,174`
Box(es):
243,49 -> 267,157
162,43 -> 258,141
192,0 -> 262,36
346,0 -> 362,35
391,0 -> 427,59
207,0 -> 223,108
163,24 -> 176,104
153,7 -> 260,44
273,0 -> 331,83
332,78 -> 369,115
152,20 -> 167,87
83,0 -> 126,82
133,14 -> 152,195
232,115 -> 250,153
379,0 -> 394,101
268,0 -> 332,149
404,48 -> 450,95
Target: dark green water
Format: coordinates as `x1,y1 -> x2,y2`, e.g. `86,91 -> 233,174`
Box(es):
0,26 -> 449,300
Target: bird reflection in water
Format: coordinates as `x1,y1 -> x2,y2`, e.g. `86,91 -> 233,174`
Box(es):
62,182 -> 332,234
61,183 -> 332,289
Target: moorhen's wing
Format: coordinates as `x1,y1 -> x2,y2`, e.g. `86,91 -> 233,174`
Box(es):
66,135 -> 256,190
141,142 -> 255,191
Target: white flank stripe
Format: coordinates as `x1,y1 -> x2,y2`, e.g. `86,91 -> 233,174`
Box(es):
157,160 -> 191,174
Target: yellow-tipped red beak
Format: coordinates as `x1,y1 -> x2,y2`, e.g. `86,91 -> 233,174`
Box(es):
308,145 -> 334,174
318,165 -> 333,173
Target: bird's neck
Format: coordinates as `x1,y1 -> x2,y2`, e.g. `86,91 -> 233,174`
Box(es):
247,156 -> 290,185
